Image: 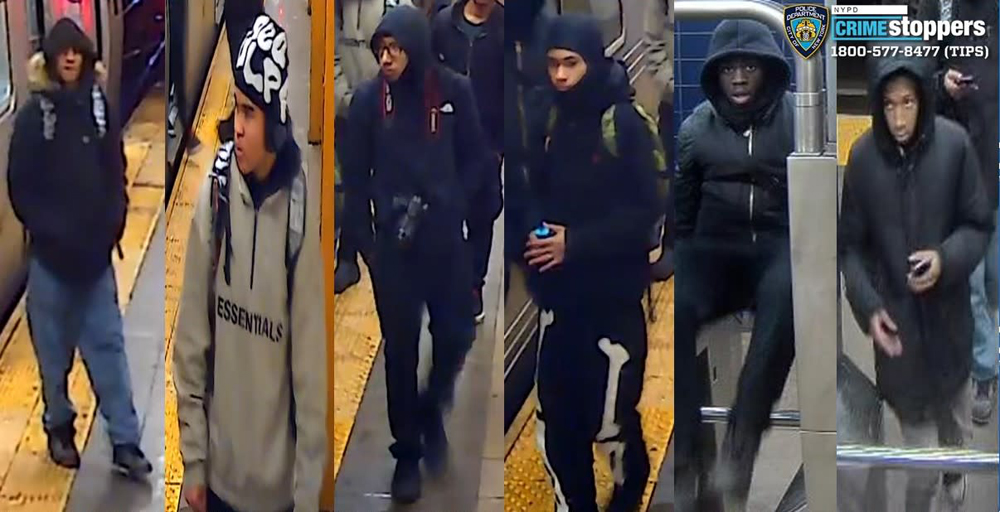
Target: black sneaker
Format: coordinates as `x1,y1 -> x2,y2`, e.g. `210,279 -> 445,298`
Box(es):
334,259 -> 361,294
112,444 -> 153,479
46,422 -> 80,469
473,288 -> 485,324
423,411 -> 449,477
390,459 -> 421,504
972,377 -> 996,425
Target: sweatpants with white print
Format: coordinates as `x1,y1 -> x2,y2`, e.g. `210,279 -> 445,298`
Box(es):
535,301 -> 651,512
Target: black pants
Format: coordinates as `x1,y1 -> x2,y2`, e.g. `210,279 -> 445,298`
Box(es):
467,156 -> 503,291
535,300 -> 650,512
673,236 -> 795,503
371,232 -> 475,462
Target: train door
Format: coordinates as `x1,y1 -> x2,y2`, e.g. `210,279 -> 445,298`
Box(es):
35,0 -> 124,112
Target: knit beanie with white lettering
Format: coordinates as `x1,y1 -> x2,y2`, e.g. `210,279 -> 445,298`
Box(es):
233,13 -> 290,152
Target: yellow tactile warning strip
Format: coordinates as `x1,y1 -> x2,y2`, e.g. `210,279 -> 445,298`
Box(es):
331,262 -> 383,480
837,114 -> 872,167
503,281 -> 675,512
163,33 -> 234,512
0,89 -> 165,510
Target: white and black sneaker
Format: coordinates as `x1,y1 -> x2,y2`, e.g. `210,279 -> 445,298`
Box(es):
113,444 -> 153,479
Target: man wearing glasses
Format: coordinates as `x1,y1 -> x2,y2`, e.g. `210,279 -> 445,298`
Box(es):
340,5 -> 490,504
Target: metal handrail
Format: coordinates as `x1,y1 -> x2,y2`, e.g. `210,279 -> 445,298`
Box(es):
701,407 -> 801,428
674,0 -> 826,154
838,444 -> 1000,473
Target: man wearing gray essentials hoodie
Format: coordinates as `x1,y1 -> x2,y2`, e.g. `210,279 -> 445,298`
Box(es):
173,13 -> 328,512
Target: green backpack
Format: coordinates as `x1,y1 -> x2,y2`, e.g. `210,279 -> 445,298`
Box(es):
545,101 -> 670,250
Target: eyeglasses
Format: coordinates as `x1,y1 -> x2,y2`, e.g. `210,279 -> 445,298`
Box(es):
377,42 -> 403,58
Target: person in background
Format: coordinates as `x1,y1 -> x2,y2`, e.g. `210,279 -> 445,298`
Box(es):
432,0 -> 504,322
840,54 -> 992,510
919,0 -> 999,424
7,18 -> 152,478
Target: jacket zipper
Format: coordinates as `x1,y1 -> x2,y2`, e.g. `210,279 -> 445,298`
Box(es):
250,211 -> 258,290
746,127 -> 756,243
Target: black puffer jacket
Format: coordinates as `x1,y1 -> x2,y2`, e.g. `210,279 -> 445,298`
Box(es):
525,15 -> 660,310
839,56 -> 993,421
675,20 -> 794,242
8,53 -> 127,284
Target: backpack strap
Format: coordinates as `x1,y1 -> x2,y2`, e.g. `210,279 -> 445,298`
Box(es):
207,141 -> 235,361
284,167 -> 307,336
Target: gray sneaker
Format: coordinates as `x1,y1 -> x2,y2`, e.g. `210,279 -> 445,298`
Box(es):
972,377 -> 996,425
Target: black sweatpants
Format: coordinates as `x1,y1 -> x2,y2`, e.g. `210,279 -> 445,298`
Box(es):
535,300 -> 650,512
673,236 -> 795,504
370,232 -> 475,462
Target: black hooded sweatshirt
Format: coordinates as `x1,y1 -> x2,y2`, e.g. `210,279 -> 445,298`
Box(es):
675,19 -> 794,243
839,56 -> 993,421
8,20 -> 127,284
342,6 -> 489,255
525,14 -> 660,310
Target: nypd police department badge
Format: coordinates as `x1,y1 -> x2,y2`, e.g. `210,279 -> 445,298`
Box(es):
784,4 -> 829,59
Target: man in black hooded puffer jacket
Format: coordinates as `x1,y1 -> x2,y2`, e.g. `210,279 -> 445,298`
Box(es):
525,14 -> 659,512
840,54 -> 992,510
673,19 -> 796,508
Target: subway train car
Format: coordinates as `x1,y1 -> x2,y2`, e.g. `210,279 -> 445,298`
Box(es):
0,0 -> 163,329
504,0 -> 661,431
166,0 -> 223,194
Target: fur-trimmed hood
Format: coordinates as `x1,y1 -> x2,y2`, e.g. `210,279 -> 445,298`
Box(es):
27,51 -> 106,92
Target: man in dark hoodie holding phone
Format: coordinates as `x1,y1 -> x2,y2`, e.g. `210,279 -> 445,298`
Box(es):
673,20 -> 796,508
341,5 -> 490,504
7,18 -> 152,477
525,14 -> 659,512
840,54 -> 992,510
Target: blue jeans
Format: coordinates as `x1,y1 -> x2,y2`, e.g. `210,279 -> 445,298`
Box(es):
970,219 -> 999,382
26,258 -> 140,446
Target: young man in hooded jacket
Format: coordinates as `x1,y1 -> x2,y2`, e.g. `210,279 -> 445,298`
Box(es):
7,18 -> 152,477
333,0 -> 415,295
525,14 -> 659,512
673,19 -> 797,508
432,0 -> 504,322
341,6 -> 490,503
840,54 -> 992,511
173,13 -> 328,512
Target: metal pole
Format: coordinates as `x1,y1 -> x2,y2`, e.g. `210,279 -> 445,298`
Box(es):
838,445 -> 1000,473
674,0 -> 825,154
701,407 -> 801,428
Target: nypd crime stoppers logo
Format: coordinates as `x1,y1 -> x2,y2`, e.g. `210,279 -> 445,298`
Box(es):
784,4 -> 830,59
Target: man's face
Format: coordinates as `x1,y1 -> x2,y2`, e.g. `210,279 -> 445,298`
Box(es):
882,75 -> 920,145
377,36 -> 408,83
234,88 -> 269,175
547,49 -> 587,92
717,56 -> 764,107
57,48 -> 82,84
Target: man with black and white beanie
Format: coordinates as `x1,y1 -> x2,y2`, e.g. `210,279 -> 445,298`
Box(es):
174,12 -> 328,512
